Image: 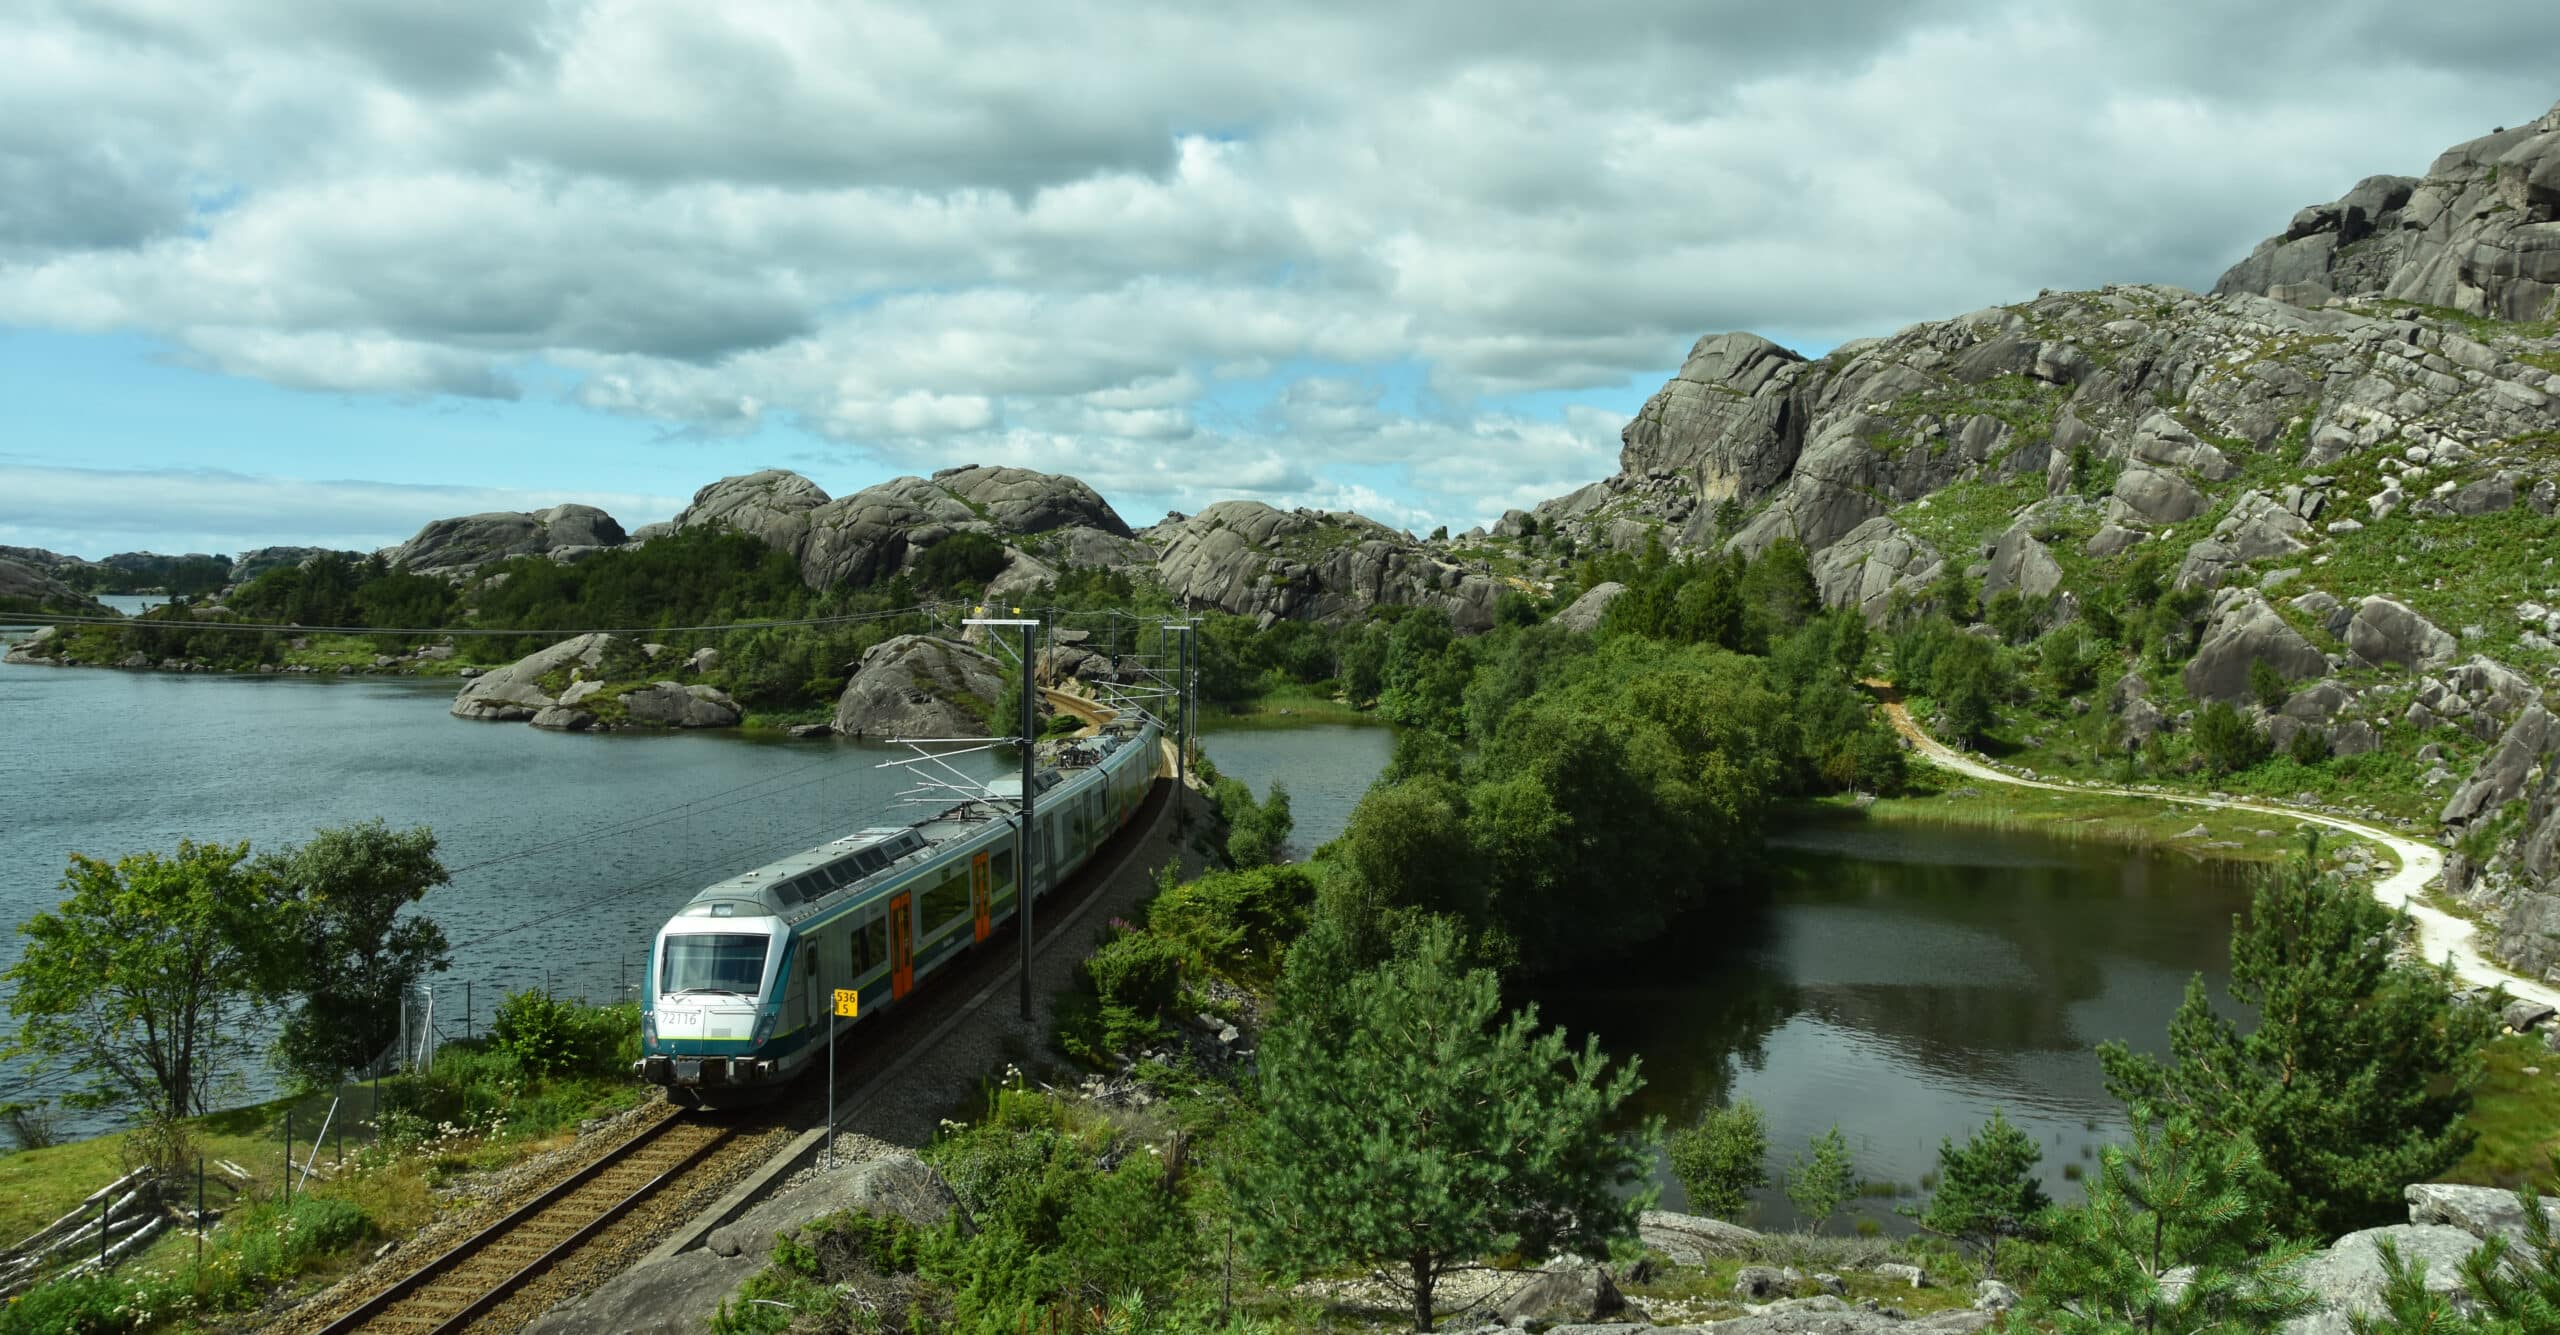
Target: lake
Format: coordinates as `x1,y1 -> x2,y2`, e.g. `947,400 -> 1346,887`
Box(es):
1203,723 -> 2255,1232
0,641 -> 1002,1134
2,649 -> 2251,1219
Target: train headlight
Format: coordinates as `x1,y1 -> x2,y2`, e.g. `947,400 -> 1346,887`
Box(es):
752,1007 -> 777,1047
642,1008 -> 657,1047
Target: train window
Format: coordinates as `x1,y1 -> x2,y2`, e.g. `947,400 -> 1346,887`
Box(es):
990,848 -> 1014,896
848,913 -> 877,975
662,933 -> 767,995
921,869 -> 970,934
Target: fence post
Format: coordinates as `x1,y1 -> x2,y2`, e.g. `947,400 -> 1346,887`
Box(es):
283,1111 -> 293,1205
196,1155 -> 205,1270
465,980 -> 472,1041
99,1192 -> 108,1268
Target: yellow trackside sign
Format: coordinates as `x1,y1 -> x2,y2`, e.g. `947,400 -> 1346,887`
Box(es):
834,989 -> 859,1018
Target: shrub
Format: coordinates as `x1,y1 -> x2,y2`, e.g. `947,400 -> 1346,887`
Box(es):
1079,929 -> 1184,1052
2249,660 -> 2289,712
2288,725 -> 2332,766
489,991 -> 637,1079
2193,701 -> 2270,776
1786,1125 -> 1856,1233
1667,1098 -> 1769,1221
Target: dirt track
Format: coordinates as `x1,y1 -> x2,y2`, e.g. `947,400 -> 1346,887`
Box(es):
1875,690 -> 2559,1009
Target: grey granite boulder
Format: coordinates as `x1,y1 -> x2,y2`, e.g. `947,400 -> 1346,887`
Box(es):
2347,597 -> 2458,670
2110,467 -> 2208,526
2183,588 -> 2328,702
1636,1210 -> 1760,1265
621,682 -> 742,729
671,469 -> 831,558
2216,97 -> 2560,321
1554,582 -> 1629,634
530,707 -> 597,732
451,633 -> 623,722
1982,518 -> 2063,600
2283,1224 -> 2485,1335
1808,518 -> 1943,623
1498,1260 -> 1631,1328
2439,703 -> 2556,825
833,634 -> 1007,739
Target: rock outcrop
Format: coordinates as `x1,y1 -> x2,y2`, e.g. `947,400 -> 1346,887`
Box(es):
1552,582 -> 1628,634
620,682 -> 744,729
1151,501 -> 1504,631
2183,588 -> 2328,703
2346,596 -> 2458,671
386,504 -> 628,573
230,547 -> 362,583
0,558 -> 113,618
675,465 -> 1150,592
2216,98 -> 2560,321
450,633 -> 622,722
832,634 -> 1007,739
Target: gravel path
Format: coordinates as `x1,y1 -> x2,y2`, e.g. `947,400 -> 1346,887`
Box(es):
1879,696 -> 2560,1008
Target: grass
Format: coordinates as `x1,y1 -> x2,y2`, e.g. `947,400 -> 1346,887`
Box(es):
1825,776 -> 2305,863
1620,1243 -> 1980,1326
2448,1035 -> 2560,1188
1891,473 -> 2046,564
1198,683 -> 1378,732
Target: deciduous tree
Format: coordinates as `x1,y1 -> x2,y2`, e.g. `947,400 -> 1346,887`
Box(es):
253,821 -> 454,1088
4,842 -> 278,1124
1785,1124 -> 1856,1232
1667,1098 -> 1768,1222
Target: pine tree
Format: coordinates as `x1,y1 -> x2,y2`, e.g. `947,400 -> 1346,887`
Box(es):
1235,919 -> 1654,1332
2099,849 -> 2495,1239
1785,1125 -> 1856,1233
1666,1098 -> 1769,1222
2032,1113 -> 2316,1334
1911,1109 -> 2048,1277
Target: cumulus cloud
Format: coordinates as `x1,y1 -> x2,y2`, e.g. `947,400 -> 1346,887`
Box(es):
2,0 -> 2550,535
0,463 -> 685,559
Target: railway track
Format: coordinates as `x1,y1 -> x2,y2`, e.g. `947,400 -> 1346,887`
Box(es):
303,747 -> 1181,1333
312,1112 -> 738,1335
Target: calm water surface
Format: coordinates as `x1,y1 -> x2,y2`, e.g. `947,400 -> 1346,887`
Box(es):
1534,817 -> 2254,1230
1198,724 -> 1394,852
0,642 -> 1000,1132
3,654 -> 2250,1202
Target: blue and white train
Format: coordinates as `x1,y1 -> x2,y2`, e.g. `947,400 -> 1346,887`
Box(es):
635,717 -> 1164,1105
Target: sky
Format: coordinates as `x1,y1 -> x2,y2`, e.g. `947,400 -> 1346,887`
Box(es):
2,2 -> 2553,560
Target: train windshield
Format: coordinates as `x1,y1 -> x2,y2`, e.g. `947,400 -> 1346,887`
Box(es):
661,933 -> 768,996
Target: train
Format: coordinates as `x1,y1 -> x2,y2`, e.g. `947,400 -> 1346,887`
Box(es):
634,714 -> 1164,1106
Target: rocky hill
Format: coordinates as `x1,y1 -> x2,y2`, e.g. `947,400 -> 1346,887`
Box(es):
0,558 -> 112,618
1517,99 -> 2560,986
382,503 -> 629,574
664,464 -> 1154,595
1150,500 -> 1509,631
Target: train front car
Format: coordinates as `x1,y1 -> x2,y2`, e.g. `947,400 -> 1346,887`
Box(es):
637,899 -> 790,1106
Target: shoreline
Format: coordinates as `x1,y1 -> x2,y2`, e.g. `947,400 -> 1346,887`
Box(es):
1877,694 -> 2560,1010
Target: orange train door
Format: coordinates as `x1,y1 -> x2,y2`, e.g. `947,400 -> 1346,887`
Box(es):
889,893 -> 914,999
971,852 -> 992,942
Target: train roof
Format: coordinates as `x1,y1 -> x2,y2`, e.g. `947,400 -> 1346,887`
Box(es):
667,720 -> 1150,925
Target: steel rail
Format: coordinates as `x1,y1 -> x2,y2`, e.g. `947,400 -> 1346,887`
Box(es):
311,1113 -> 734,1335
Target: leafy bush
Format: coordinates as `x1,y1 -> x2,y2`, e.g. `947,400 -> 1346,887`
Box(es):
1786,1125 -> 1856,1233
1667,1098 -> 1769,1221
1146,864 -> 1314,981
1078,930 -> 1184,1053
489,992 -> 637,1079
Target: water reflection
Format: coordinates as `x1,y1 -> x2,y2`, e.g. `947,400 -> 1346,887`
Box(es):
1533,814 -> 2256,1231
